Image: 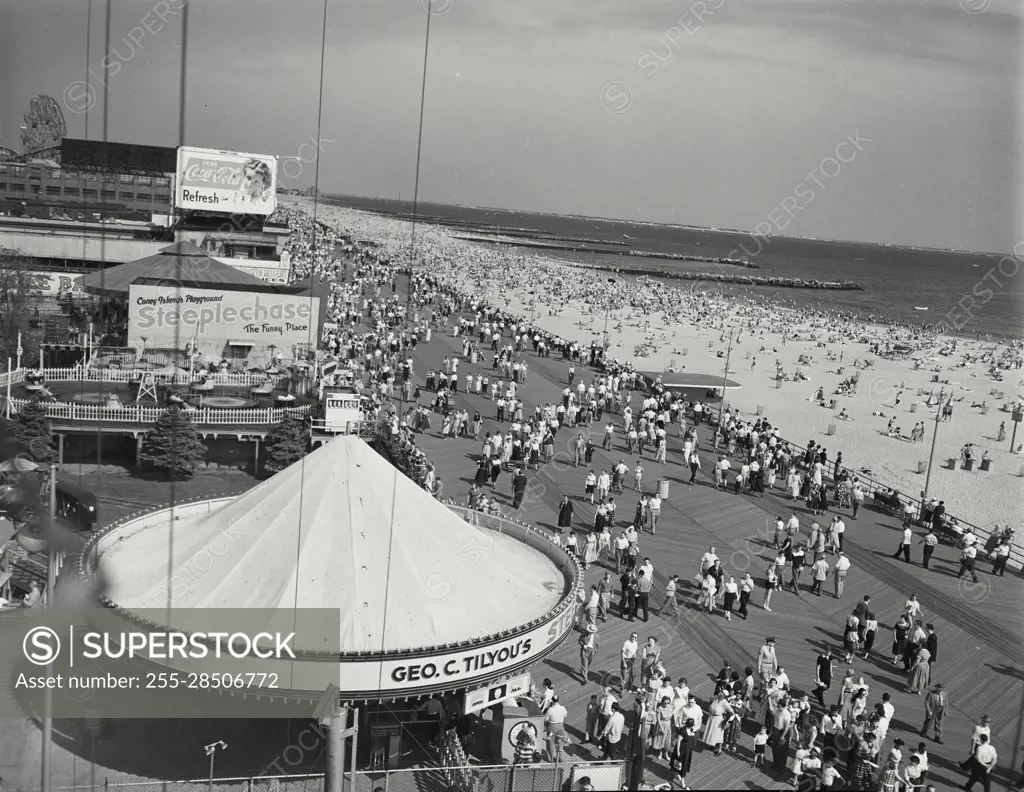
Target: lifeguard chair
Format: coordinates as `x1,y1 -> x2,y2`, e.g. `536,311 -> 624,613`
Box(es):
316,386 -> 363,434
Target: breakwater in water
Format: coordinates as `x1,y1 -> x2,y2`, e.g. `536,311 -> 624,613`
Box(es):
563,261 -> 863,291
452,233 -> 762,268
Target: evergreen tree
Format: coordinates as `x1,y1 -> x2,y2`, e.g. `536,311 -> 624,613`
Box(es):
263,416 -> 309,475
7,398 -> 57,462
139,406 -> 207,479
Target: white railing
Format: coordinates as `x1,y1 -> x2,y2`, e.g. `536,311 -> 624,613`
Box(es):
32,367 -> 292,388
6,397 -> 311,426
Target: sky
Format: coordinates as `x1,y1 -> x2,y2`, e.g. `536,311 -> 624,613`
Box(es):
0,0 -> 1021,254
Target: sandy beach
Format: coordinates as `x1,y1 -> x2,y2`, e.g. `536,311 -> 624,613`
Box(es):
288,196 -> 1024,536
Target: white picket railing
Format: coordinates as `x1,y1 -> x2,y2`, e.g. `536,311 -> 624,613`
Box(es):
27,367 -> 292,388
5,397 -> 311,426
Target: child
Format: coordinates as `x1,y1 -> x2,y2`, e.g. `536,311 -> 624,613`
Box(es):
820,759 -> 845,789
585,694 -> 600,743
753,726 -> 769,766
722,705 -> 742,753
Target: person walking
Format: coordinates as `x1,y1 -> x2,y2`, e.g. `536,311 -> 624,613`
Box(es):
921,684 -> 947,744
811,555 -> 829,596
738,573 -> 754,619
833,551 -> 851,598
763,562 -> 778,612
597,572 -> 613,622
601,703 -> 626,760
633,570 -> 652,622
543,695 -> 568,761
957,544 -> 980,582
891,521 -> 913,564
722,576 -> 739,621
920,526 -> 938,569
579,624 -> 599,685
813,648 -> 835,706
757,637 -> 779,686
659,574 -> 680,617
620,632 -> 639,693
964,734 -> 998,792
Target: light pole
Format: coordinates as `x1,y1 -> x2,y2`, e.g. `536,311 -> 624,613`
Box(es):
718,329 -> 735,422
922,388 -> 945,502
40,462 -> 58,792
204,741 -> 227,792
602,277 -> 617,350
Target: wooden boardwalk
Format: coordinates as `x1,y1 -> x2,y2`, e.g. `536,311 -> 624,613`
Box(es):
403,318 -> 1023,790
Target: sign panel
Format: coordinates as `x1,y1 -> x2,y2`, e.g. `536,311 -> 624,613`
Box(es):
175,146 -> 278,216
464,672 -> 531,715
128,284 -> 320,363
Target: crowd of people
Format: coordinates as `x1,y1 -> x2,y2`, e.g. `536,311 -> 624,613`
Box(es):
271,202 -> 1017,792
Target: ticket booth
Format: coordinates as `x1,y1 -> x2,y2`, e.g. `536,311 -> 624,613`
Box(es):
319,386 -> 363,434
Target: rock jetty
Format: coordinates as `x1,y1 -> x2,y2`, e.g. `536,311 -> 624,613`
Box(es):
566,262 -> 863,291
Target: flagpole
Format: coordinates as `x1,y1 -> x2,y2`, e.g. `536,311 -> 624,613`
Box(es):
6,358 -> 11,419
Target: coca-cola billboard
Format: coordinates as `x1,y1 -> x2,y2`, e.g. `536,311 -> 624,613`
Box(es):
175,146 -> 278,216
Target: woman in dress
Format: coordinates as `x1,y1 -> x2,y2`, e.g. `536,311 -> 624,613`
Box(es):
597,525 -> 612,563
582,532 -> 598,570
907,646 -> 931,694
891,616 -> 910,666
740,667 -> 758,722
703,693 -> 736,753
651,696 -> 675,761
441,412 -> 454,438
671,718 -> 696,790
850,734 -> 879,790
862,612 -> 878,658
843,615 -> 860,663
557,495 -> 574,533
788,468 -> 800,499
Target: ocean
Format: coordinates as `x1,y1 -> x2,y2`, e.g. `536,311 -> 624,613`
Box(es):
322,196 -> 1024,340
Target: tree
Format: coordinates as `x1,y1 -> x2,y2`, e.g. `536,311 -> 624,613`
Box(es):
6,398 -> 57,463
139,407 -> 207,479
263,416 -> 309,475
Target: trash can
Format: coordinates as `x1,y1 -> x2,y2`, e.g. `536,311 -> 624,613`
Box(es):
964,458 -> 975,471
910,403 -> 918,413
658,478 -> 670,500
948,457 -> 957,469
980,458 -> 991,471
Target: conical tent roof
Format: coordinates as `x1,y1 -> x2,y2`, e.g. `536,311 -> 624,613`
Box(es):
80,240 -> 269,298
103,435 -> 565,653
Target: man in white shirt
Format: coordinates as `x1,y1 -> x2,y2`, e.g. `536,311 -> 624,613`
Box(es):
833,552 -> 851,598
620,633 -> 639,692
648,495 -> 662,533
829,516 -> 845,553
892,525 -> 913,563
640,557 -> 654,581
786,513 -> 800,539
700,546 -> 719,576
601,703 -> 626,759
543,695 -> 568,757
964,733 -> 997,792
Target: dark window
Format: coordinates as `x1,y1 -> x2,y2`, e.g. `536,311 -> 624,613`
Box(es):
28,184 -> 40,194
28,169 -> 41,181
11,184 -> 27,194
45,185 -> 61,196
154,193 -> 170,202
101,189 -> 116,200
83,188 -> 98,199
136,193 -> 151,203
119,192 -> 134,201
64,187 -> 80,196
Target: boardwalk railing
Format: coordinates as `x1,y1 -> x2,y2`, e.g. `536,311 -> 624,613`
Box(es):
6,397 -> 312,427
0,366 -> 291,389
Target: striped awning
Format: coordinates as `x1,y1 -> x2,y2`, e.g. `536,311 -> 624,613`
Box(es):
41,343 -> 85,351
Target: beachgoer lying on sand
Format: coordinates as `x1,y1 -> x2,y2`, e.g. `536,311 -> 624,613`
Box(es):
837,408 -> 853,420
